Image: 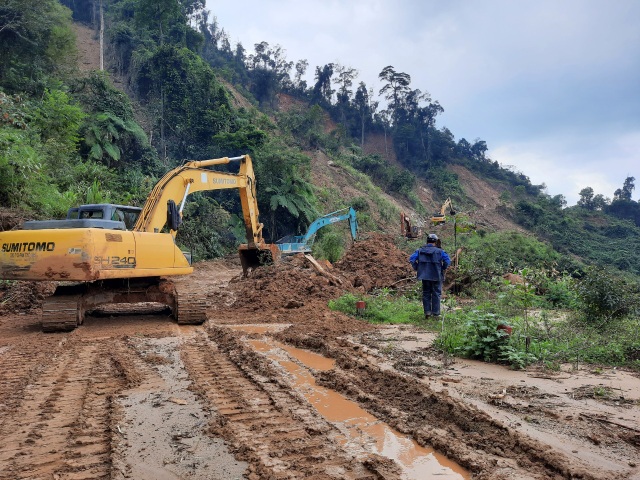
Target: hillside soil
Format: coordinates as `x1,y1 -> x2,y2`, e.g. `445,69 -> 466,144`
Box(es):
1,234 -> 638,479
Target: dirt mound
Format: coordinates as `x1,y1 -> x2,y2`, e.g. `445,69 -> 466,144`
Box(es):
335,233 -> 414,292
0,281 -> 55,314
231,254 -> 351,312
231,233 -> 413,312
0,208 -> 27,231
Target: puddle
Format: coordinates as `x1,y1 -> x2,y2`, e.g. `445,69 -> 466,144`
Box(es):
227,323 -> 291,334
231,325 -> 469,479
281,344 -> 336,371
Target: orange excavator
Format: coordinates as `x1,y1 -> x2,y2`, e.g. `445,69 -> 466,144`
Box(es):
400,212 -> 423,239
0,154 -> 278,331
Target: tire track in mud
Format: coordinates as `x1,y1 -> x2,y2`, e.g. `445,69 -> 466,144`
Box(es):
0,337 -> 62,420
309,337 -> 612,480
181,328 -> 399,479
0,339 -> 128,480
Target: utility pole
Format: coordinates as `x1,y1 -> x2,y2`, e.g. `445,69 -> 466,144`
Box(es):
99,0 -> 104,71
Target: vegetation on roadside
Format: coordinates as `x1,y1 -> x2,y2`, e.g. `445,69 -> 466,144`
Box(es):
330,235 -> 640,371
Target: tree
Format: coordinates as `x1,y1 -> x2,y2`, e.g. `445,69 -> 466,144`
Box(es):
577,187 -> 595,210
334,63 -> 358,125
294,59 -> 308,91
353,82 -> 377,147
135,0 -> 182,45
378,65 -> 411,124
471,139 -> 488,161
592,194 -> 609,211
246,42 -> 293,106
417,99 -> 443,163
312,63 -> 334,104
0,0 -> 76,93
613,176 -> 635,202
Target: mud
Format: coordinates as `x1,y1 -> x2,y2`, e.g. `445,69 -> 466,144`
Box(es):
0,249 -> 639,479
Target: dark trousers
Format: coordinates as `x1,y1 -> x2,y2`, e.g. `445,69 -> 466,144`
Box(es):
422,280 -> 442,316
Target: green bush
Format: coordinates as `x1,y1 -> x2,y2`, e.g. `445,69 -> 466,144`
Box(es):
575,266 -> 639,324
314,231 -> 344,263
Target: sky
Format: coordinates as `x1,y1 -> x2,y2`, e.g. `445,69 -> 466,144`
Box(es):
206,0 -> 640,205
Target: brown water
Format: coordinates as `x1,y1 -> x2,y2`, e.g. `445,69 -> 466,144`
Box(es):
233,325 -> 469,479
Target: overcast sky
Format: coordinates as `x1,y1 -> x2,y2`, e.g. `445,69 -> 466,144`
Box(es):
206,0 -> 640,205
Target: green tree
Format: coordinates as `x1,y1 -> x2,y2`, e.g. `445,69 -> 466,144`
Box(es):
578,187 -> 595,210
353,82 -> 377,147
312,63 -> 334,104
378,65 -> 411,124
576,266 -> 639,324
0,0 -> 76,93
613,176 -> 635,202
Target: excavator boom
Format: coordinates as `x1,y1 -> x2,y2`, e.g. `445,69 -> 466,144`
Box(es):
276,207 -> 357,255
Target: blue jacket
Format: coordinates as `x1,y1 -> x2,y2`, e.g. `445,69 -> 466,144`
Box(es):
409,244 -> 451,281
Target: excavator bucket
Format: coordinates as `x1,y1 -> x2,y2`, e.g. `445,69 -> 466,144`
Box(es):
238,243 -> 281,275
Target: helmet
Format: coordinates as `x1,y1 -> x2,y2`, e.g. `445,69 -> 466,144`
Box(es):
427,233 -> 438,243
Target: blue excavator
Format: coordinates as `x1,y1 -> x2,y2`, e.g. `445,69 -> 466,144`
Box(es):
276,207 -> 358,255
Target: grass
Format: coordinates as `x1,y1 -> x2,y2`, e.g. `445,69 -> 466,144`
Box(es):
329,288 -> 640,371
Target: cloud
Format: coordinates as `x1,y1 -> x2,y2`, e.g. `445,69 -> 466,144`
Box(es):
207,0 -> 640,203
491,129 -> 640,205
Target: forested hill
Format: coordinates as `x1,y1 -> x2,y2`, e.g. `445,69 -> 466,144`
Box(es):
1,0 -> 639,277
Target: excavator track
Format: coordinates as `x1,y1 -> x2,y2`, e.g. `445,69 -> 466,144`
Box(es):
41,287 -> 84,333
174,284 -> 208,325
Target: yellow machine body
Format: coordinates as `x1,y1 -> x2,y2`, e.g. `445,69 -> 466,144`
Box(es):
0,229 -> 191,281
0,154 -> 275,282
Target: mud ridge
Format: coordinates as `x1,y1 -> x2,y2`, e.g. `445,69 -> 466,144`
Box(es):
273,328 -> 612,479
0,339 -> 131,479
182,326 -> 402,479
313,338 -> 608,480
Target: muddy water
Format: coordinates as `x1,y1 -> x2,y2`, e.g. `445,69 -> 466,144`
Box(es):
114,337 -> 248,480
233,325 -> 469,480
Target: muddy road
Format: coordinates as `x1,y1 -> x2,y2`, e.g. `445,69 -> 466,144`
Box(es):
1,236 -> 639,479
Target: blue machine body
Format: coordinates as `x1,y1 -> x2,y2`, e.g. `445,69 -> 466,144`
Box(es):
276,207 -> 358,254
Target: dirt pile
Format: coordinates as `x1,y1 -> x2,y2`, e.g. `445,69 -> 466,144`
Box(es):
0,281 -> 55,314
231,233 -> 414,312
335,232 -> 415,291
0,209 -> 26,231
231,254 -> 353,312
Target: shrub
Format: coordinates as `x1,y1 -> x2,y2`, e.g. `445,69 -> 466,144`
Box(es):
575,266 -> 639,324
313,231 -> 344,263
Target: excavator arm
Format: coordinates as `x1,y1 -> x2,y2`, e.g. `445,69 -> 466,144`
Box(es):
277,207 -> 358,254
134,154 -> 277,273
134,155 -> 263,244
301,207 -> 358,243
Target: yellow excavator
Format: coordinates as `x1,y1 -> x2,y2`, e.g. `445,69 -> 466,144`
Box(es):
0,154 -> 279,332
430,197 -> 456,225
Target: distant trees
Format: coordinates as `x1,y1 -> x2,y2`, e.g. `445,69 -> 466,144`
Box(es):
613,176 -> 635,202
608,176 -> 640,226
0,0 -> 76,93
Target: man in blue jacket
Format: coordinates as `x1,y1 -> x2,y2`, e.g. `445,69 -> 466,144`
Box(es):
409,233 -> 451,318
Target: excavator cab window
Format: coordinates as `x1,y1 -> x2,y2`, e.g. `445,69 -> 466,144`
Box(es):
80,209 -> 103,219
110,208 -> 140,230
